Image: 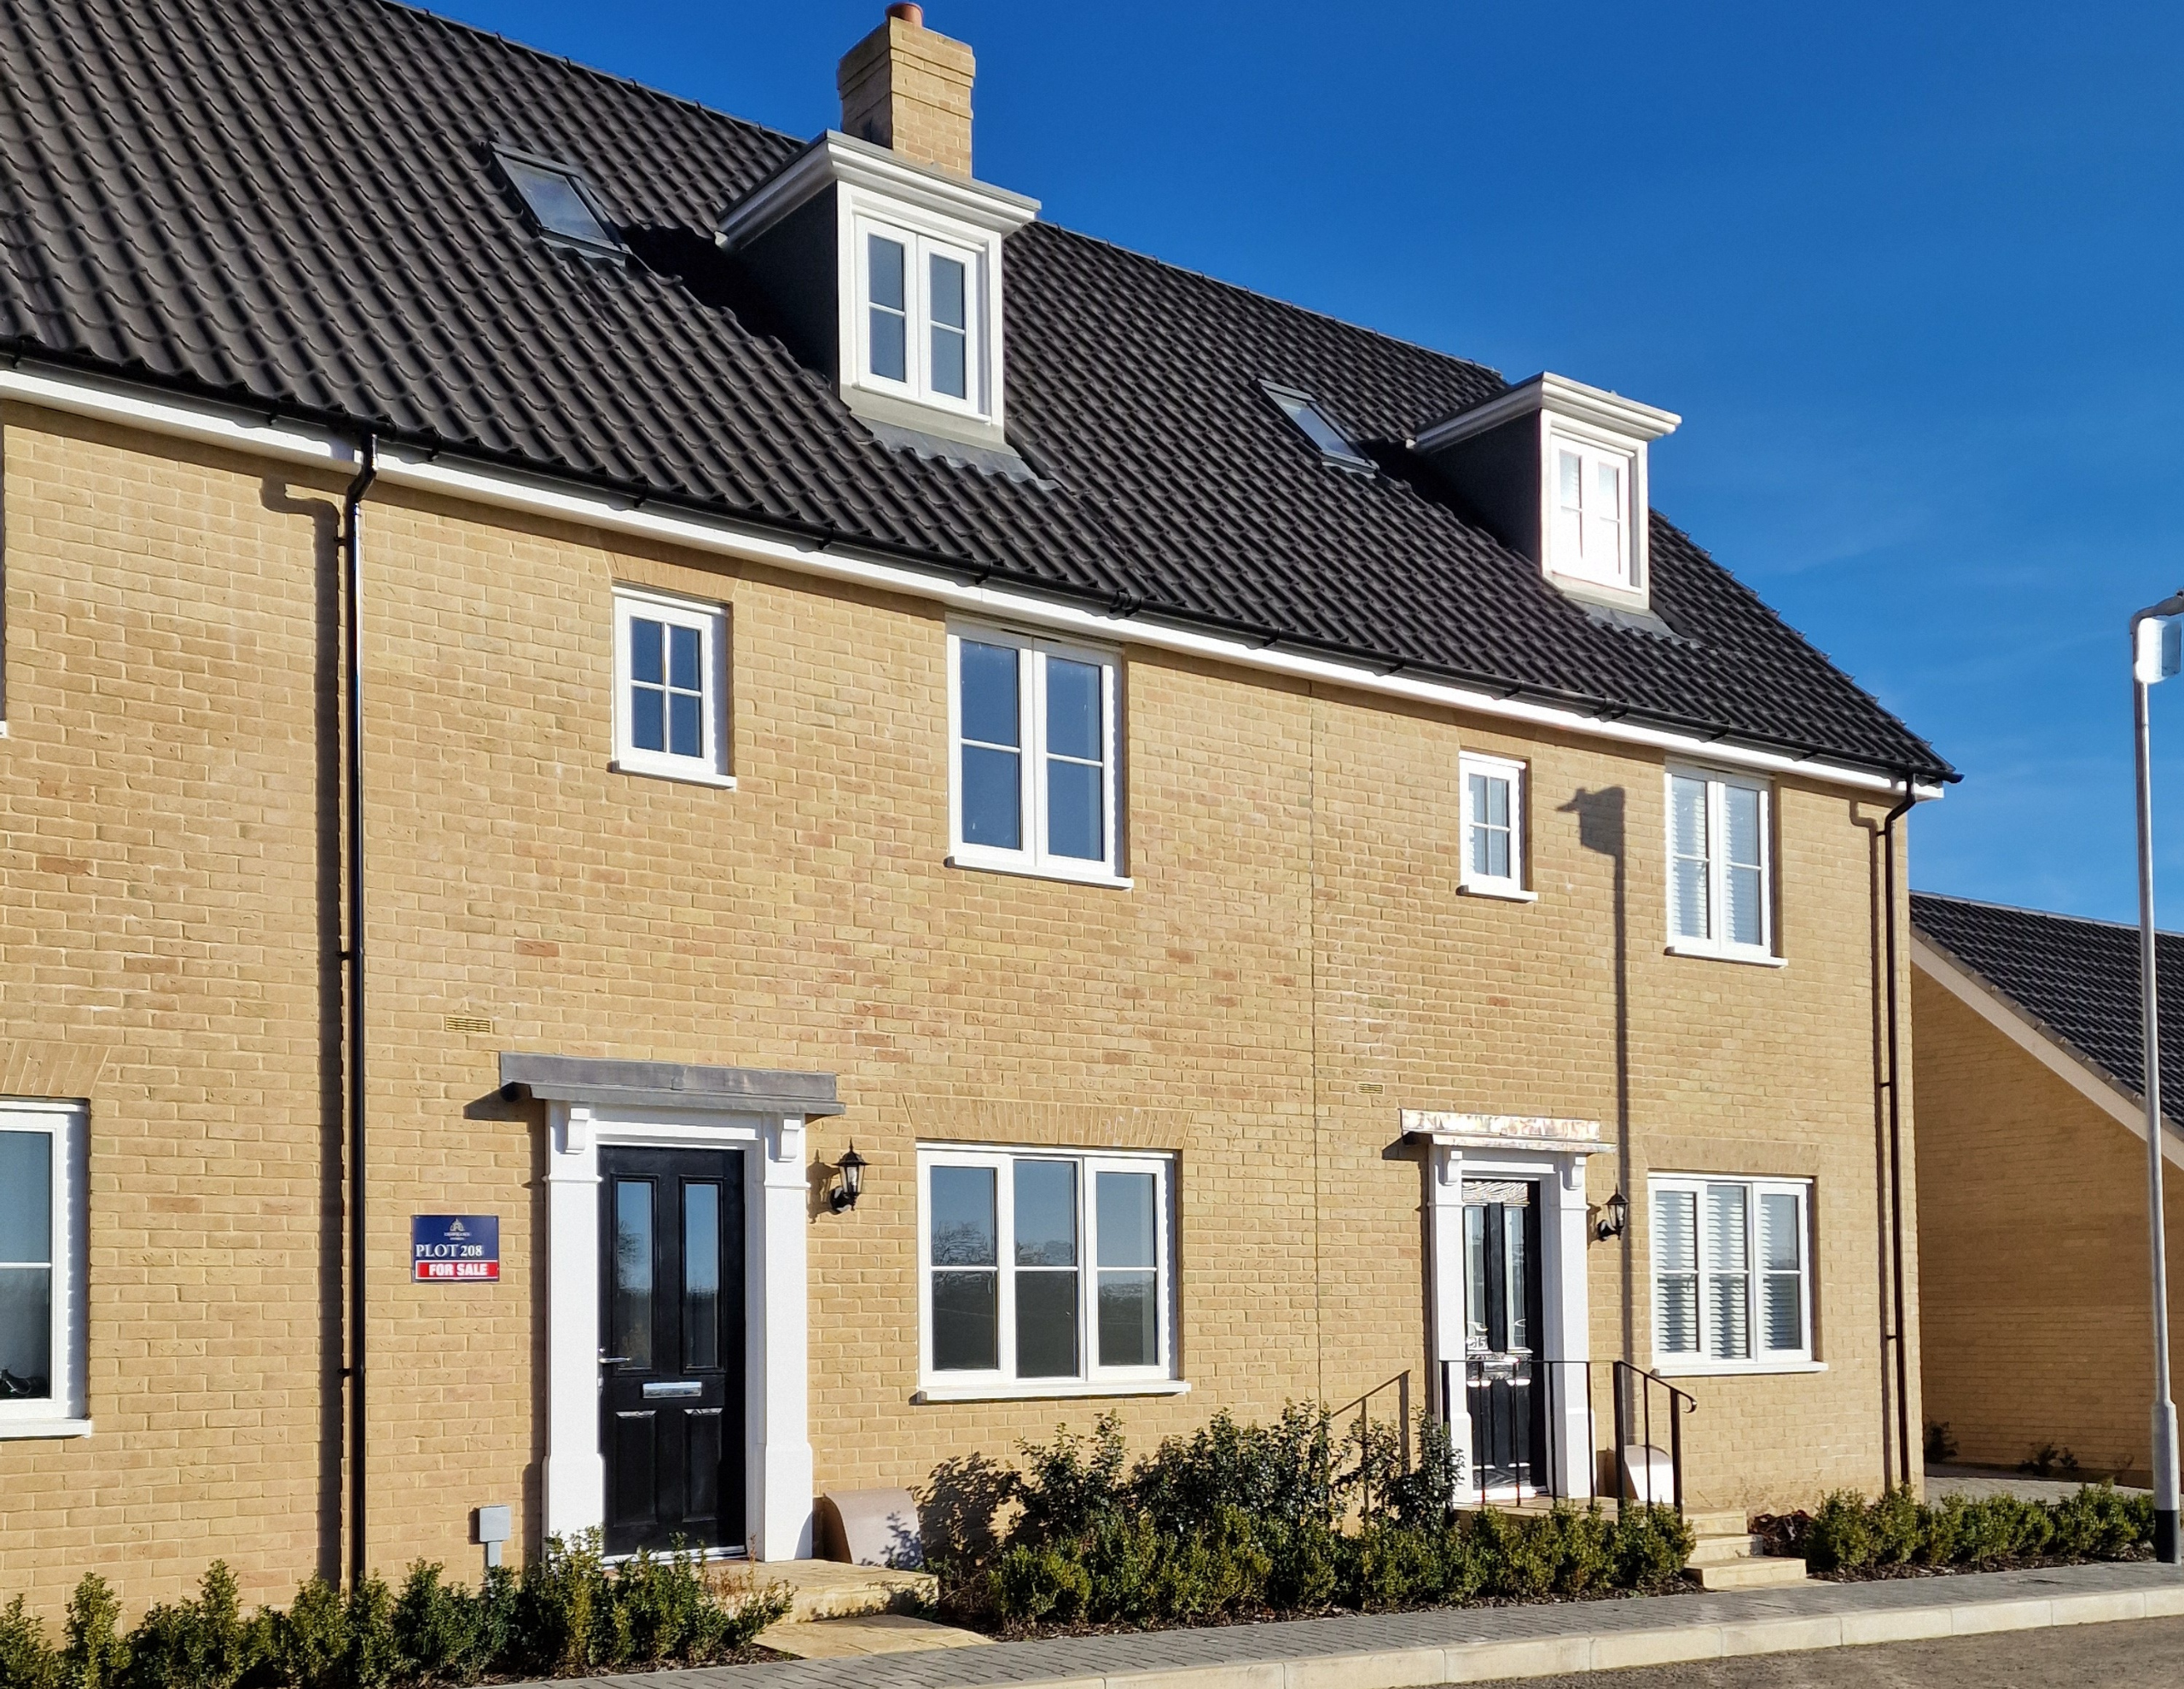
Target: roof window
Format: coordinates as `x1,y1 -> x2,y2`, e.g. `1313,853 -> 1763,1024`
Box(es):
497,148 -> 622,257
1263,383 -> 1374,473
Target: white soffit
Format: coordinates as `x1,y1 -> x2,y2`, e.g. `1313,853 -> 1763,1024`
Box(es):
717,130 -> 1038,251
0,358 -> 1938,800
1912,932 -> 2184,1170
1416,371 -> 1682,455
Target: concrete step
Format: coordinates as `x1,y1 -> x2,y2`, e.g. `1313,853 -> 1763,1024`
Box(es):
756,1615 -> 990,1659
1685,1533 -> 1768,1567
749,1558 -> 939,1623
1693,1555 -> 1811,1590
1682,1508 -> 1750,1538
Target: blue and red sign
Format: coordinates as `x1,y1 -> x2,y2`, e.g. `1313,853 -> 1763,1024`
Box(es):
412,1214 -> 499,1282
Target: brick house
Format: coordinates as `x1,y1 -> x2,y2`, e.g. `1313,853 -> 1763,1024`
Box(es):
0,0 -> 1954,1609
1912,893 -> 2184,1480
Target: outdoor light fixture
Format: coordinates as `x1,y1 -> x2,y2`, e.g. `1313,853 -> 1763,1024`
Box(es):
2129,591 -> 2184,1566
830,1144 -> 868,1213
1595,1188 -> 1629,1241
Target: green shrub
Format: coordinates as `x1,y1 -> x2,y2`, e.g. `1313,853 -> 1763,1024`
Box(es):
513,1535 -> 607,1676
1802,1490 -> 1877,1572
265,1581 -> 343,1689
1608,1505 -> 1694,1590
62,1578 -> 127,1689
0,1597 -> 58,1689
125,1565 -> 249,1689
1793,1483 -> 2151,1576
1010,1417 -> 1132,1548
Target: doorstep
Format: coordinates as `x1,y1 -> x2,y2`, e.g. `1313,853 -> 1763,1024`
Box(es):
739,1558 -> 937,1623
565,1558 -> 2184,1689
756,1615 -> 993,1660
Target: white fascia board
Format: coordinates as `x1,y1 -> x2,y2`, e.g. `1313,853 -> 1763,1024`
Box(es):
1417,371 -> 1682,455
1911,932 -> 2184,1170
0,358 -> 1939,800
717,130 -> 1038,251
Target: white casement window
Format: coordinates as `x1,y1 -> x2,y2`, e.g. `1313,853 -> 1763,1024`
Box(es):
1666,769 -> 1774,960
1548,436 -> 1635,590
1651,1175 -> 1813,1373
1459,752 -> 1533,900
611,586 -> 731,787
0,1101 -> 89,1437
858,218 -> 985,416
918,1146 -> 1179,1398
948,627 -> 1124,885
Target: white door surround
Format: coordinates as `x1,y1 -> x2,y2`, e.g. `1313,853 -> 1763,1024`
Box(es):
1406,1111 -> 1602,1504
501,1054 -> 844,1563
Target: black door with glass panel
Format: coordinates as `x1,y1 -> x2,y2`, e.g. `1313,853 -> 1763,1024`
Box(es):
600,1147 -> 744,1556
1464,1181 -> 1545,1492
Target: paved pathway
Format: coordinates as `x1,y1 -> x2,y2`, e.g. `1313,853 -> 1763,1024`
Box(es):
533,1559 -> 2184,1689
1512,1613 -> 2184,1686
1926,1463 -> 2149,1504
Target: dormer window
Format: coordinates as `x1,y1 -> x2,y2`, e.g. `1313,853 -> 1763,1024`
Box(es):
1415,374 -> 1679,613
1552,438 -> 1635,589
717,132 -> 1037,454
860,222 -> 982,411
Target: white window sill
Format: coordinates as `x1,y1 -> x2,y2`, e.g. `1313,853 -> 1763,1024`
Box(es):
1461,882 -> 1540,903
915,1378 -> 1189,1404
944,852 -> 1134,891
1663,942 -> 1786,969
610,758 -> 737,792
1651,1360 -> 1827,1378
0,1417 -> 93,1439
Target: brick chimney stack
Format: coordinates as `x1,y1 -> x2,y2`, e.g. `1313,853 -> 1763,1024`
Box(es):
838,4 -> 976,179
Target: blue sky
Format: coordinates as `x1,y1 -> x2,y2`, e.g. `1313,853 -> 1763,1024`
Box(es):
442,0 -> 2184,921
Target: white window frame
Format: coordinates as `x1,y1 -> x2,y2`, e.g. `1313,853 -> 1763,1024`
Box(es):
852,213 -> 988,421
916,1144 -> 1185,1402
1458,752 -> 1536,902
611,585 -> 733,789
0,1100 -> 90,1437
946,625 -> 1128,887
1648,1174 -> 1817,1376
1537,426 -> 1642,594
1664,767 -> 1780,964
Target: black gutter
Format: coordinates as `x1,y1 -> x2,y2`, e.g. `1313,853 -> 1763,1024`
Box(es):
341,437 -> 378,1587
1879,776 -> 1919,1491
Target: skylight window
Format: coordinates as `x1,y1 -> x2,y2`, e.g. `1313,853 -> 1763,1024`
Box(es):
1263,383 -> 1374,473
497,149 -> 622,256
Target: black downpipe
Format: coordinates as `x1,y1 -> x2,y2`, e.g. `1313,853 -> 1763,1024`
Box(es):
341,438 -> 377,1588
1880,778 -> 1918,1491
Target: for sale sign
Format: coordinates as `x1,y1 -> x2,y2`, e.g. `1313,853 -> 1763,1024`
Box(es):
412,1214 -> 500,1282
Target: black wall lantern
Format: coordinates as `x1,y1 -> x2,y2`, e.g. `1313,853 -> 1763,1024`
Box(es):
830,1144 -> 868,1213
1595,1187 -> 1629,1241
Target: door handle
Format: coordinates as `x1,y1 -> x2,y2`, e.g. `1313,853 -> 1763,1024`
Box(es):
598,1355 -> 633,1367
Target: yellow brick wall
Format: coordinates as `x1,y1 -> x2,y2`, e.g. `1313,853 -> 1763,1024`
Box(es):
0,406 -> 1917,1614
1912,964 -> 2184,1480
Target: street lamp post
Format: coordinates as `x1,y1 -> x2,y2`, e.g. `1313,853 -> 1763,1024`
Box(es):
2129,592 -> 2184,1565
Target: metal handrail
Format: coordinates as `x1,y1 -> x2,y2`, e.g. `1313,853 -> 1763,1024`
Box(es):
1434,1355 -> 1695,1519
1612,1359 -> 1695,1519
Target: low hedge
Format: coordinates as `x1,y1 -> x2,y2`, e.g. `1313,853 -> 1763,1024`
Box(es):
0,1535 -> 786,1689
929,1408 -> 1695,1632
1757,1483 -> 2152,1574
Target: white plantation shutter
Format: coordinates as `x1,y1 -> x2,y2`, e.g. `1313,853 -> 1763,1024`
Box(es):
1759,1191 -> 1806,1353
1670,775 -> 1711,940
1653,1188 -> 1699,1355
1705,1183 -> 1751,1361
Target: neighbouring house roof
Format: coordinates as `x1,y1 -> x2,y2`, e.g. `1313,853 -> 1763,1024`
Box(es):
0,0 -> 1953,783
1911,891 -> 2184,1124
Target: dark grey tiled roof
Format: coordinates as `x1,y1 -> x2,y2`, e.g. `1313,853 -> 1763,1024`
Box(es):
1911,891 -> 2184,1123
0,0 -> 1953,781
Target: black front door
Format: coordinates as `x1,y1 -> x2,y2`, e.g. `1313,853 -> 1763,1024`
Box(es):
600,1146 -> 746,1556
1464,1180 -> 1546,1492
